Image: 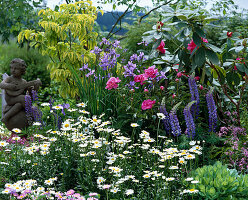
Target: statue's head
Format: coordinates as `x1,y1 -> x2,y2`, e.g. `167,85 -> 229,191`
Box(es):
10,58 -> 27,76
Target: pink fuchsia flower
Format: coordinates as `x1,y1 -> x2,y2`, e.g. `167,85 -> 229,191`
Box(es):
156,40 -> 166,54
144,65 -> 158,79
160,86 -> 165,90
141,99 -> 156,110
105,77 -> 121,90
187,38 -> 208,53
199,85 -> 204,90
194,76 -> 200,81
227,32 -> 233,37
172,94 -> 176,98
175,78 -> 179,82
134,74 -> 147,85
144,89 -> 149,93
130,89 -> 135,93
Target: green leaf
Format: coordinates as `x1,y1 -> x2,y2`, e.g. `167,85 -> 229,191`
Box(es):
195,27 -> 205,38
232,73 -> 240,86
206,49 -> 219,65
195,47 -> 206,67
236,63 -> 245,72
205,43 -> 222,53
193,32 -> 201,46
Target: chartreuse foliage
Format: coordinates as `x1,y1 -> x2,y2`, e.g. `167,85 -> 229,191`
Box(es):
189,161 -> 248,199
18,1 -> 103,98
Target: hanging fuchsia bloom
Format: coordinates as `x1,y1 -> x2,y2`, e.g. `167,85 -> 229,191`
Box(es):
141,99 -> 156,110
156,40 -> 166,54
134,74 -> 147,85
187,38 -> 208,53
105,77 -> 121,90
144,65 -> 158,79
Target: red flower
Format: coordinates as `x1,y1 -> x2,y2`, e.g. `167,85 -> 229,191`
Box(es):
195,76 -> 200,81
156,40 -> 166,54
227,32 -> 233,38
234,65 -> 237,70
187,38 -> 208,53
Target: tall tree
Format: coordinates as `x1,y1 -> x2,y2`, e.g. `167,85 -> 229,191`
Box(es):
0,0 -> 46,43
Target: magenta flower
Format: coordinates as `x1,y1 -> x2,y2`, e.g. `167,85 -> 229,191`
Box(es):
134,74 -> 147,85
156,40 -> 166,54
105,77 -> 121,90
141,99 -> 156,110
187,38 -> 208,53
144,65 -> 158,79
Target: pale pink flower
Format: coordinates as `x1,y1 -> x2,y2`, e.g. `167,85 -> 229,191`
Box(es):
105,77 -> 121,90
141,99 -> 156,110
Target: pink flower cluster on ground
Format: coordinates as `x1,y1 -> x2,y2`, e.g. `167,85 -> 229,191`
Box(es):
105,77 -> 121,90
187,38 -> 208,53
141,99 -> 156,110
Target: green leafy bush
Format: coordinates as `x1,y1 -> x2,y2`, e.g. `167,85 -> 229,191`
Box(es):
190,161 -> 248,199
0,42 -> 50,87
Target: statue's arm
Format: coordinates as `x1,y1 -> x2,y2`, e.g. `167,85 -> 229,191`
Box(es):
0,79 -> 18,90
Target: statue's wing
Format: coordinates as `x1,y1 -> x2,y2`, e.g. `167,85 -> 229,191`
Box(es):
1,73 -> 9,118
2,73 -> 9,80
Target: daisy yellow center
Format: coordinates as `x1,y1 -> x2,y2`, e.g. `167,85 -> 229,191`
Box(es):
65,124 -> 69,128
93,119 -> 97,122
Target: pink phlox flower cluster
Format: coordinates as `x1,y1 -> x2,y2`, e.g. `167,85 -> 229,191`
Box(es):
105,77 -> 121,90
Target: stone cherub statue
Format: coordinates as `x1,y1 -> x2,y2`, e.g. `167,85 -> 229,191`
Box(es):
0,58 -> 42,131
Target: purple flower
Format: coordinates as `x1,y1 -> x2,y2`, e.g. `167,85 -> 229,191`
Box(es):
31,90 -> 39,102
130,54 -> 138,62
100,37 -> 111,46
80,64 -> 89,71
159,106 -> 171,134
25,94 -> 33,125
183,102 -> 196,138
206,90 -> 218,132
169,110 -> 181,136
137,52 -> 144,62
188,76 -> 200,118
90,46 -> 102,55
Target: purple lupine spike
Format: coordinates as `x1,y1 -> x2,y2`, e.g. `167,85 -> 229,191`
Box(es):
169,102 -> 182,136
49,97 -> 54,111
206,90 -> 218,132
169,111 -> 181,136
188,76 -> 200,118
31,90 -> 39,102
32,106 -> 43,126
25,94 -> 33,125
159,106 -> 171,134
183,101 -> 196,138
